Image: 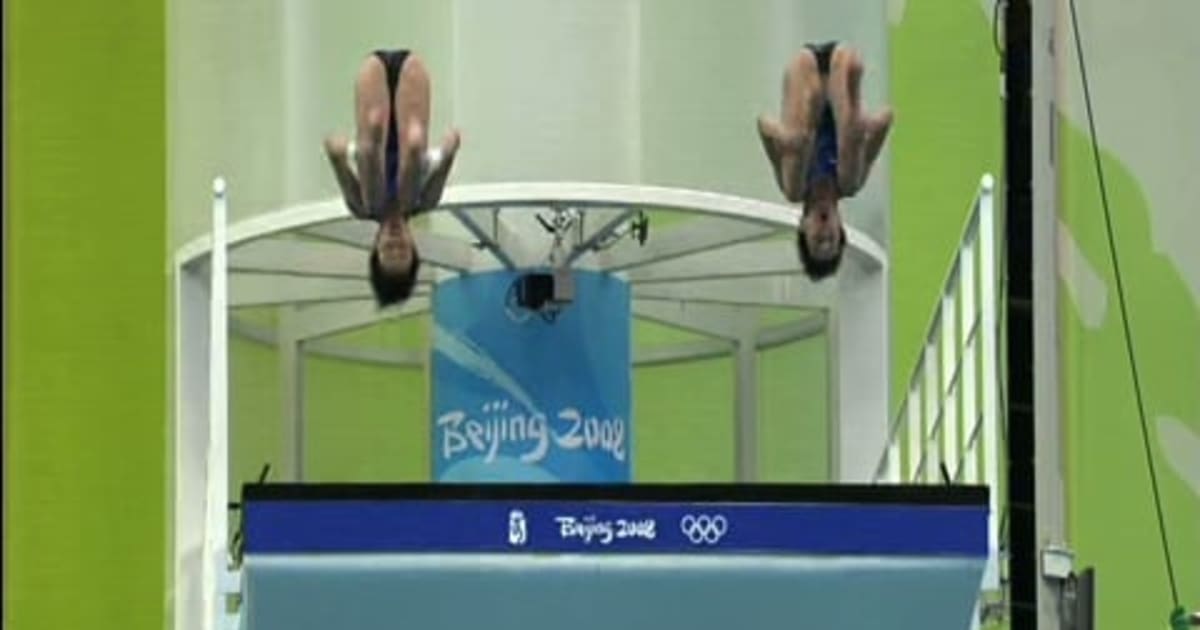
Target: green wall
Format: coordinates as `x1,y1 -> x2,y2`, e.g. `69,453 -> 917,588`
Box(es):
5,3 -> 167,630
305,357 -> 430,481
230,338 -> 283,490
758,337 -> 830,482
230,324 -> 431,491
1058,116 -> 1200,625
634,356 -> 737,481
1052,6 -> 1200,623
888,0 -> 1003,413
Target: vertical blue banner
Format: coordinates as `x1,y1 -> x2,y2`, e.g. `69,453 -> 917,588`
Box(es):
431,270 -> 632,482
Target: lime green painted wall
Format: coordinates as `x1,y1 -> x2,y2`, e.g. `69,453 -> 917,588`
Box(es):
230,338 -> 283,490
888,0 -> 1003,412
5,2 -> 167,630
633,357 -> 736,480
759,336 -> 830,482
229,336 -> 430,488
305,356 -> 429,481
1058,114 -> 1200,626
636,317 -> 830,482
628,320 -> 740,481
322,316 -> 428,351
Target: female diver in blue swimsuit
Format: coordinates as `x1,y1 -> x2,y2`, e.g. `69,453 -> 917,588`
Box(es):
324,49 -> 462,306
757,42 -> 893,281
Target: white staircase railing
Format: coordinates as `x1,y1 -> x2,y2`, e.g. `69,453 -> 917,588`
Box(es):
874,173 -> 1001,590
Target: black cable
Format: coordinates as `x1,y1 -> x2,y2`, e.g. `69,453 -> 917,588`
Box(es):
996,203 -> 1010,446
992,0 -> 1006,61
229,463 -> 272,563
1067,0 -> 1180,609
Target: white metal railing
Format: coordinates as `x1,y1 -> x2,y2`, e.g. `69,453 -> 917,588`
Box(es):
874,173 -> 1000,590
202,177 -> 241,630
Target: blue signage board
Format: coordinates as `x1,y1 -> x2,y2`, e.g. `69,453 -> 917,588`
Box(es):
431,270 -> 632,482
243,499 -> 989,557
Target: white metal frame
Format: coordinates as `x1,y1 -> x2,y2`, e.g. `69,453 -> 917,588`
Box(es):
172,180 -> 891,630
872,174 -> 1001,591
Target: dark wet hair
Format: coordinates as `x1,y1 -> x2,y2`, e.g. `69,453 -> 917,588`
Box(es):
368,247 -> 421,307
796,225 -> 847,281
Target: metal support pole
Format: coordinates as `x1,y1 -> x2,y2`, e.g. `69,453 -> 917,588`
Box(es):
279,307 -> 306,482
734,332 -> 759,482
204,177 -> 231,630
1033,0 -> 1068,627
1004,0 -> 1037,627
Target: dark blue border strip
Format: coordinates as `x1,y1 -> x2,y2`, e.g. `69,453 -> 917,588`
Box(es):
242,483 -> 988,506
244,499 -> 988,557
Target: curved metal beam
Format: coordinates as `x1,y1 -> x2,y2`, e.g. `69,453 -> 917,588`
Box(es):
227,238 -> 367,279
630,301 -> 750,341
625,240 -> 800,284
177,183 -> 886,272
633,276 -> 833,309
598,217 -> 781,272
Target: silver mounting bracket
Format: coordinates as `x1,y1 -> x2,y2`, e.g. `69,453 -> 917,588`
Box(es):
1041,544 -> 1075,581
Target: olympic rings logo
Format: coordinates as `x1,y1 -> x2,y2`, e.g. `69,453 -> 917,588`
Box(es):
679,514 -> 729,545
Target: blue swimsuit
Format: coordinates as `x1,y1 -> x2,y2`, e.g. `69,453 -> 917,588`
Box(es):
804,41 -> 839,191
807,102 -> 838,186
373,49 -> 409,206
